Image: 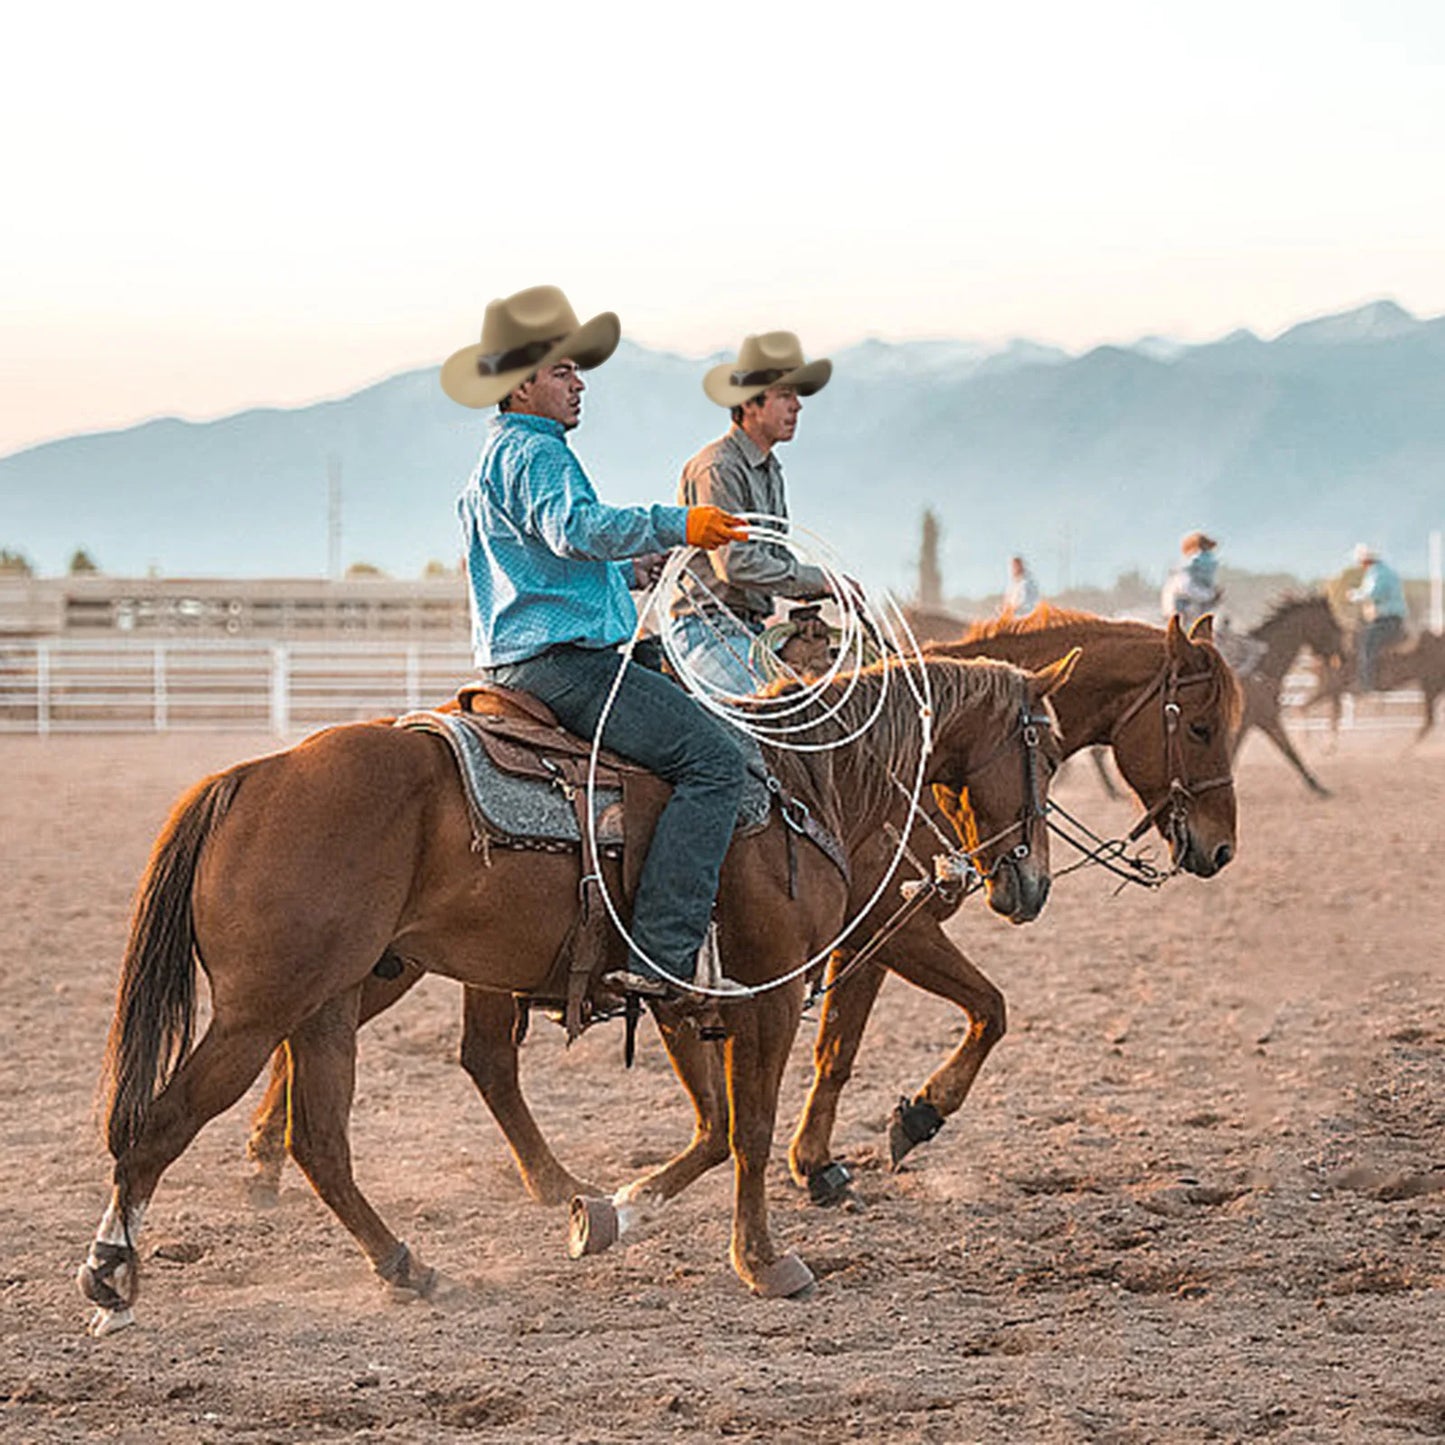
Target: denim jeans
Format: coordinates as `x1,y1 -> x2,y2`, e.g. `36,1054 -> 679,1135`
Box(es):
481,642 -> 746,981
1358,615 -> 1405,691
672,610 -> 766,696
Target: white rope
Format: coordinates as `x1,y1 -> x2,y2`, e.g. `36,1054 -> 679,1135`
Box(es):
583,514 -> 935,998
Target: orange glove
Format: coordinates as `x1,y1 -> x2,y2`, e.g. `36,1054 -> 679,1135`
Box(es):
686,505 -> 749,550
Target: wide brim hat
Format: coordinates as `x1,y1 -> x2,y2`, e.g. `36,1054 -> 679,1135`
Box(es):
703,331 -> 832,407
1181,531 -> 1218,553
1353,542 -> 1378,564
441,285 -> 620,409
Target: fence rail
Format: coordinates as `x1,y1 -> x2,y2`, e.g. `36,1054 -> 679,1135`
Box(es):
0,638 -> 476,735
0,639 -> 1426,736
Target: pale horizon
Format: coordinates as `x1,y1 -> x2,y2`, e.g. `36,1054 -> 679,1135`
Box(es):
5,0 -> 1444,457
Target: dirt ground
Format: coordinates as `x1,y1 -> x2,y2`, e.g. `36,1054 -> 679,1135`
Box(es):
1,722 -> 1442,1444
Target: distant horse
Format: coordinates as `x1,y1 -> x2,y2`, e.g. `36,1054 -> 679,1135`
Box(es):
79,652 -> 1075,1333
1229,594 -> 1346,795
1301,627 -> 1445,743
243,611 -> 1238,1212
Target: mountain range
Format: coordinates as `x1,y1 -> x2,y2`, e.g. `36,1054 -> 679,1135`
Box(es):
3,300 -> 1442,597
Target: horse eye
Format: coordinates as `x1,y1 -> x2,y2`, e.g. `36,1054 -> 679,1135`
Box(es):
1188,722 -> 1212,744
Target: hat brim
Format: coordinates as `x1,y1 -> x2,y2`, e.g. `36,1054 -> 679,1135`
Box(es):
702,357 -> 832,408
440,311 -> 621,409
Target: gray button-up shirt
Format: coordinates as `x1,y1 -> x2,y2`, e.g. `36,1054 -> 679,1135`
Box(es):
675,425 -> 827,621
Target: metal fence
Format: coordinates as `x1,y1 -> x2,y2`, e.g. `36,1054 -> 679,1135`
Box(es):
0,638 -> 476,735
0,638 -> 1426,736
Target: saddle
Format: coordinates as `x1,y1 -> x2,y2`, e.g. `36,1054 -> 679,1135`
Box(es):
398,684 -> 853,1044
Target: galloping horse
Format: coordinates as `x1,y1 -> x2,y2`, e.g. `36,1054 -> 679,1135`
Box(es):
243,611 -> 1236,1213
1302,626 -> 1445,743
79,652 -> 1075,1333
1228,594 -> 1345,794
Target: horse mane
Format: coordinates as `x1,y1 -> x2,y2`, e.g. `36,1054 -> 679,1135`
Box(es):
1254,591 -> 1327,631
756,655 -> 1029,830
957,602 -> 1160,646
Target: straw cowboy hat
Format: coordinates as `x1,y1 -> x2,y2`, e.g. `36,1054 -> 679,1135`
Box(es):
440,285 -> 620,409
703,331 -> 832,408
1181,531 -> 1218,554
1353,542 -> 1379,565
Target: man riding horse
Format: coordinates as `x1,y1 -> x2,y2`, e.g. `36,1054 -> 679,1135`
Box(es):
442,284 -> 750,1000
671,332 -> 837,693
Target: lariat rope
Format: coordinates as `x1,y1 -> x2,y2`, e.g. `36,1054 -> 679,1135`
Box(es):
583,515 -> 936,999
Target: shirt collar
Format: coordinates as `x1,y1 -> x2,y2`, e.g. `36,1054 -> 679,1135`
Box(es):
727,423 -> 773,469
492,411 -> 568,440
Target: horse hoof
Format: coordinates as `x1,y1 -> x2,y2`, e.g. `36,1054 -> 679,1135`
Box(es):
375,1242 -> 436,1301
807,1161 -> 853,1207
751,1251 -> 816,1299
889,1096 -> 944,1169
87,1306 -> 135,1338
568,1195 -> 619,1258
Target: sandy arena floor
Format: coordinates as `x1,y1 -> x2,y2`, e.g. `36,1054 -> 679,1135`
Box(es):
1,722 -> 1442,1443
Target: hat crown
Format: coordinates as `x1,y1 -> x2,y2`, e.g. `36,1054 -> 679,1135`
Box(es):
479,285 -> 581,354
735,331 -> 807,373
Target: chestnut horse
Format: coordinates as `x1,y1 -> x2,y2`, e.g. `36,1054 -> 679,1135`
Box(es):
79,652 -> 1075,1333
242,611 -> 1236,1213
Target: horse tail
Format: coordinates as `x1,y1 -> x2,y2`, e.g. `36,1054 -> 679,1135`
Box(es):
102,764 -> 251,1163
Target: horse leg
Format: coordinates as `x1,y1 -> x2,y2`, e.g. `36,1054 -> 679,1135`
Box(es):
872,919 -> 1007,1169
457,987 -> 603,1205
566,1006 -> 732,1256
245,957 -> 425,1203
726,986 -> 815,1297
788,952 -> 887,1200
243,1045 -> 291,1204
80,1016 -> 281,1336
286,987 -> 436,1297
1259,714 -> 1331,796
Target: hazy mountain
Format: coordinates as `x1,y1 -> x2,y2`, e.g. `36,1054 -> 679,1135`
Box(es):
3,301 -> 1442,597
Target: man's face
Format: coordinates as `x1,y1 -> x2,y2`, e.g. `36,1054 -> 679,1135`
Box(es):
510,360 -> 585,429
748,385 -> 802,446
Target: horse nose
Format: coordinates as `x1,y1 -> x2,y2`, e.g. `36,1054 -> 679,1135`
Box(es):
1212,843 -> 1233,871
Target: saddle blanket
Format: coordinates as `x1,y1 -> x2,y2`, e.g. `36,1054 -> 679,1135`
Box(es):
398,710 -> 771,849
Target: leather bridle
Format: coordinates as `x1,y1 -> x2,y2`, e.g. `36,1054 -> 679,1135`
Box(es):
1110,657 -> 1234,863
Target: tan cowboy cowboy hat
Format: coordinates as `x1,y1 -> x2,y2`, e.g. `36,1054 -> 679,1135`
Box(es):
1353,542 -> 1379,565
703,331 -> 832,408
440,285 -> 620,409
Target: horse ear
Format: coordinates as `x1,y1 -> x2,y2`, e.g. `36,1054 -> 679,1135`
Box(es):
1189,613 -> 1215,645
1166,613 -> 1195,660
1029,646 -> 1082,702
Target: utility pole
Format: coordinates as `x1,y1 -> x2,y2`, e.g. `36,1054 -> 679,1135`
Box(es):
327,455 -> 342,581
1430,529 -> 1442,633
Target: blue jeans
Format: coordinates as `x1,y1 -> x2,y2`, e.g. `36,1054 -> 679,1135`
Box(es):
1358,615 -> 1404,692
672,610 -> 766,696
481,642 -> 746,981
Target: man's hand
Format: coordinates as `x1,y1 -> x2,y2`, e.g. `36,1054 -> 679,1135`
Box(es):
686,506 -> 749,550
631,552 -> 667,589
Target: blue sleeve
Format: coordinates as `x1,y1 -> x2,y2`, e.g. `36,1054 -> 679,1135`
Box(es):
517,438 -> 686,559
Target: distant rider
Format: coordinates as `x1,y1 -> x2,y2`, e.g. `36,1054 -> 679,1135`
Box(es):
1347,543 -> 1407,692
1161,531 -> 1222,631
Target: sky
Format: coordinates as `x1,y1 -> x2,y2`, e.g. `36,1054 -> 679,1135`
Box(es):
3,0 -> 1444,457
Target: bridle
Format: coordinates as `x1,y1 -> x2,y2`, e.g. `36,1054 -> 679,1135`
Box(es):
1110,656 -> 1234,863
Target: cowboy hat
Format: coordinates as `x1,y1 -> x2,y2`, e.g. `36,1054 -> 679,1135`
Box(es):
1181,531 -> 1218,554
440,285 -> 620,409
1353,542 -> 1378,565
702,331 -> 832,408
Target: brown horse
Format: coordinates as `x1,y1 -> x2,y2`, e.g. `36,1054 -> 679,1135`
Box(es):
78,651 -> 1076,1333
242,611 -> 1237,1211
1303,626 -> 1445,743
1226,594 -> 1345,794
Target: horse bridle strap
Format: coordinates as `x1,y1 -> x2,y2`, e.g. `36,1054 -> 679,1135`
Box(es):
1111,660 -> 1231,849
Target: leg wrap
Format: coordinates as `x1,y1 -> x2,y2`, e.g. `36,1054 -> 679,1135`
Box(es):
78,1241 -> 136,1311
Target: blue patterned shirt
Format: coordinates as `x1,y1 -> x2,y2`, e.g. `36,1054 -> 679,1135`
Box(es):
458,413 -> 688,666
